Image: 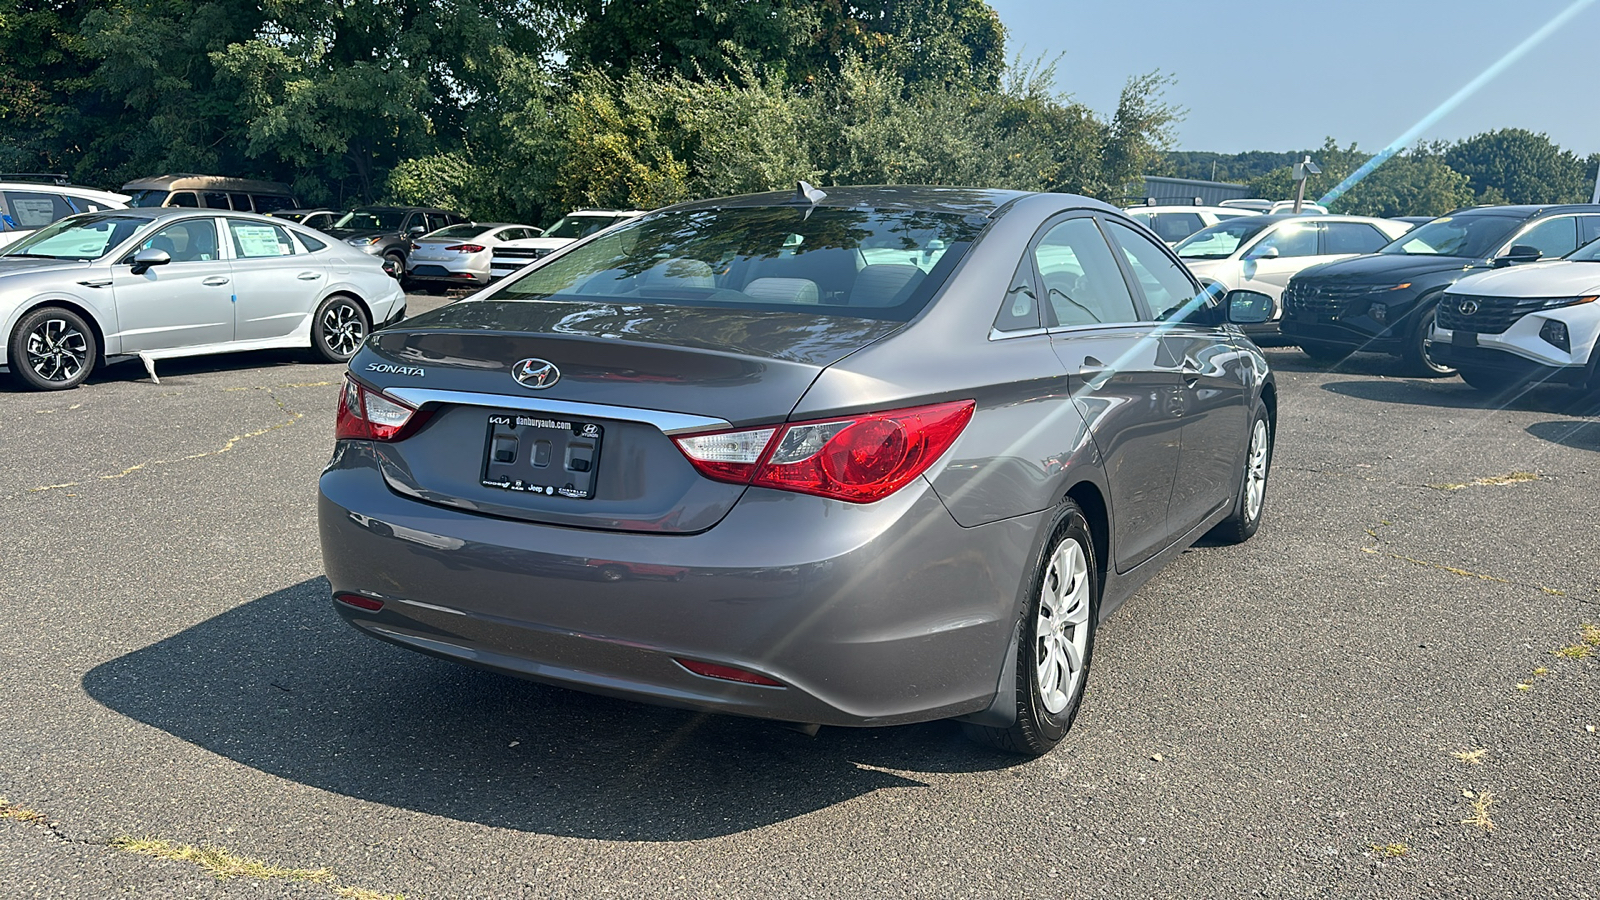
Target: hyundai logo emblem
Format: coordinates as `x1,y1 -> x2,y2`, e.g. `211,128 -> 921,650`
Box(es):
1458,299 -> 1480,316
512,358 -> 560,389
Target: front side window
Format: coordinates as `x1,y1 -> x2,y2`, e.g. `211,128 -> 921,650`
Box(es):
1105,220 -> 1201,321
139,218 -> 221,262
1510,216 -> 1577,260
2,214 -> 147,260
168,192 -> 199,208
1245,222 -> 1318,258
496,206 -> 984,321
228,219 -> 296,258
1032,217 -> 1139,327
2,191 -> 74,228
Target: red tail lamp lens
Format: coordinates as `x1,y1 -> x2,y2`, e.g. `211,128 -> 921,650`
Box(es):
674,658 -> 784,687
335,377 -> 429,441
335,592 -> 384,612
445,244 -> 486,253
672,400 -> 973,503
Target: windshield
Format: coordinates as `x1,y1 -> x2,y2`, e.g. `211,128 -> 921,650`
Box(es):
1379,215 -> 1520,258
424,224 -> 493,240
495,207 -> 985,321
124,190 -> 169,208
545,215 -> 621,239
332,209 -> 405,231
1567,237 -> 1600,261
1176,218 -> 1274,260
0,214 -> 147,260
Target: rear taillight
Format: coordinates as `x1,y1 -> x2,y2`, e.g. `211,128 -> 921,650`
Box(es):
445,244 -> 485,253
672,400 -> 974,503
335,377 -> 429,441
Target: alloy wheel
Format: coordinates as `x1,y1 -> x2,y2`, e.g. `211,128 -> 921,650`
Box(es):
1035,536 -> 1091,715
25,318 -> 89,384
1245,417 -> 1269,522
322,302 -> 366,357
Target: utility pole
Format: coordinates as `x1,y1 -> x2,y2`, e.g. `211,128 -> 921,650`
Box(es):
1592,162 -> 1600,204
1291,156 -> 1321,213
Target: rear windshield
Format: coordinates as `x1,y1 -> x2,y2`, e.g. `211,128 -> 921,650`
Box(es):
424,224 -> 494,239
544,215 -> 622,239
1380,214 -> 1519,258
333,209 -> 404,231
494,207 -> 987,321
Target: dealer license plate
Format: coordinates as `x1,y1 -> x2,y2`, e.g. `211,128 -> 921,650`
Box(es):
480,412 -> 604,499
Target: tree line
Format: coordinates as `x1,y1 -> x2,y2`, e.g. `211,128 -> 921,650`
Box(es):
0,0 -> 1179,224
1166,131 -> 1600,217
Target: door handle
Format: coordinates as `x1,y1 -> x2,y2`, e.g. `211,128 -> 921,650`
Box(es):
78,279 -> 112,288
202,276 -> 230,286
297,272 -> 323,280
1076,355 -> 1110,386
1181,358 -> 1203,386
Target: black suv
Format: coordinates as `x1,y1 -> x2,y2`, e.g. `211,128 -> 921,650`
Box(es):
1281,205 -> 1600,374
324,206 -> 465,273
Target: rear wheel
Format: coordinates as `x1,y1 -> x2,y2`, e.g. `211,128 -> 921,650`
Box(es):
1298,341 -> 1348,364
964,501 -> 1098,757
9,306 -> 98,391
310,295 -> 369,363
1401,302 -> 1455,377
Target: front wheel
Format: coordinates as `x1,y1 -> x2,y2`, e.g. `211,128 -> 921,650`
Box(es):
1401,303 -> 1455,377
310,296 -> 370,363
1208,406 -> 1272,544
9,306 -> 98,391
964,501 -> 1098,757
1455,365 -> 1505,392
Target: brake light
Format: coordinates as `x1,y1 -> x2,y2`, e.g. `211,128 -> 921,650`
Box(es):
335,377 -> 429,441
444,244 -> 486,253
672,400 -> 974,503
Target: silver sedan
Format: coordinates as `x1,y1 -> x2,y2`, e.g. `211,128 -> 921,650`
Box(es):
0,208 -> 406,390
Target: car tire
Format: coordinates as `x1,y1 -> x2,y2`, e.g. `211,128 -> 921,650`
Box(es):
310,295 -> 370,363
1401,302 -> 1456,377
963,501 -> 1098,757
1208,406 -> 1272,544
8,306 -> 98,391
1298,341 -> 1348,364
383,251 -> 406,277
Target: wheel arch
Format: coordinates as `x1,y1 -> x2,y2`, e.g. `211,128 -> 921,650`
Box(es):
324,290 -> 373,326
6,297 -> 111,366
1063,479 -> 1110,604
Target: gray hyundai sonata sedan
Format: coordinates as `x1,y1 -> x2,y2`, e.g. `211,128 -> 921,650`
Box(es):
319,185 -> 1277,756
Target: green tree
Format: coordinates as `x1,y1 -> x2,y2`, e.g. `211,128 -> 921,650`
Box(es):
1443,128 -> 1591,204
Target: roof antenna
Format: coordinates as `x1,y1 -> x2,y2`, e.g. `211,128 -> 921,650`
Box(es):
785,181 -> 827,206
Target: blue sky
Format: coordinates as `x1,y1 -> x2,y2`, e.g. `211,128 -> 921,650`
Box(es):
985,0 -> 1598,156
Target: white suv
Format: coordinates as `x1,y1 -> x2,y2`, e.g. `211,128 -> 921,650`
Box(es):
489,209 -> 646,280
1429,237 -> 1600,392
1122,205 -> 1259,245
0,177 -> 130,249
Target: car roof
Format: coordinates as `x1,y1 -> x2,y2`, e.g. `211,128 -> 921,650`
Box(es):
1452,204 -> 1600,218
0,182 -> 130,202
668,185 -> 1070,219
120,174 -> 294,193
1125,205 -> 1254,215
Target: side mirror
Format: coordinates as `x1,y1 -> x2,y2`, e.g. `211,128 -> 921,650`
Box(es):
1492,244 -> 1542,267
1245,244 -> 1280,261
1225,290 -> 1274,325
407,226 -> 426,236
129,248 -> 171,275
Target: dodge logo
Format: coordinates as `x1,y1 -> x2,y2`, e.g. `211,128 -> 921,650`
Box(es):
1458,299 -> 1479,316
512,358 -> 561,389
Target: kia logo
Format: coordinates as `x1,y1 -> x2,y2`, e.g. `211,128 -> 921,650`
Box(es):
512,358 -> 560,389
1458,299 -> 1479,316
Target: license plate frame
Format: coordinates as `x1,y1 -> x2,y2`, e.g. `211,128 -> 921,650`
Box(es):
480,412 -> 604,500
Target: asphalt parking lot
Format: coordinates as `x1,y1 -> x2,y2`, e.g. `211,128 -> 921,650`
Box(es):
2,296 -> 1596,899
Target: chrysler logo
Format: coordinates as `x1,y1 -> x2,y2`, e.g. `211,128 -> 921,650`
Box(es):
512,358 -> 560,389
1458,299 -> 1480,316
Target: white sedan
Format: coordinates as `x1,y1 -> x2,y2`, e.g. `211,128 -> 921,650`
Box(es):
1175,214 -> 1413,337
404,222 -> 544,292
0,207 -> 405,390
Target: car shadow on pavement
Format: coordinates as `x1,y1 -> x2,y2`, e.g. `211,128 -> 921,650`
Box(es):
0,350 -> 336,393
1321,378 -> 1599,415
83,578 -> 1022,841
1527,419 -> 1600,452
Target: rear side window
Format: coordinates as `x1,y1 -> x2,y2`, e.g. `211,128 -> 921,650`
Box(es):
202,192 -> 231,210
1247,222 -> 1318,258
1513,216 -> 1578,260
993,257 -> 1042,333
1032,217 -> 1139,327
2,191 -> 74,228
252,194 -> 294,214
496,206 -> 985,322
1152,212 -> 1203,244
1322,221 -> 1388,254
297,231 -> 327,252
228,219 -> 297,257
1580,215 -> 1600,248
1105,220 -> 1201,320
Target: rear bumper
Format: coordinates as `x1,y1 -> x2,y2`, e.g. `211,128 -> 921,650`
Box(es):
318,444 -> 1037,727
405,264 -> 489,285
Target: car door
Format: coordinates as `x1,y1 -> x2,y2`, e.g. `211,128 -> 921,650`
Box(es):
226,217 -> 326,341
1236,220 -> 1321,300
111,216 -> 235,352
1104,219 -> 1250,538
1036,213 -> 1184,573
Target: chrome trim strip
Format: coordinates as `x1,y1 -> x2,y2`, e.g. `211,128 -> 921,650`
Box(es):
988,326 -> 1049,342
384,387 -> 730,435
